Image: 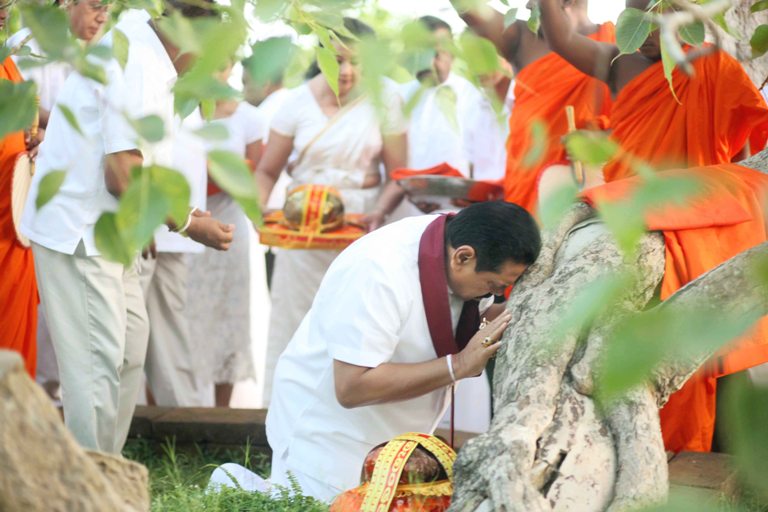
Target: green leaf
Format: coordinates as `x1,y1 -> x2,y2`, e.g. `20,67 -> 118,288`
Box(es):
35,171 -> 67,210
0,46 -> 10,63
316,46 -> 340,98
148,165 -> 191,226
435,86 -> 459,133
207,150 -> 262,225
459,32 -> 500,77
522,120 -> 547,168
751,24 -> 768,58
116,169 -> 170,248
712,12 -> 737,37
0,79 -> 36,140
246,37 -> 295,86
527,4 -> 541,34
565,131 -> 619,165
504,8 -> 518,30
94,212 -> 136,266
192,123 -> 229,141
752,0 -> 768,13
678,20 -> 705,46
57,104 -> 84,137
252,0 -> 286,21
615,7 -> 653,55
112,28 -> 130,70
659,35 -> 680,103
598,304 -> 762,403
723,381 -> 768,502
130,114 -> 165,143
18,5 -> 70,61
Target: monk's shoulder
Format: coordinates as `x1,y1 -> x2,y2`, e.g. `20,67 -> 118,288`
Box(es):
513,24 -> 550,71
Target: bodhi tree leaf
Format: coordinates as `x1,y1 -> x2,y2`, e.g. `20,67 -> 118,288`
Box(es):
112,28 -> 130,70
35,171 -> 67,210
435,86 -> 459,134
18,4 -> 70,60
316,46 -> 340,98
207,150 -> 262,225
148,165 -> 190,226
751,24 -> 768,58
0,80 -> 36,140
94,212 -> 136,266
504,8 -> 518,30
192,123 -> 229,141
678,20 -> 705,46
130,114 -> 165,143
522,120 -> 548,168
58,104 -> 84,137
752,0 -> 768,13
615,7 -> 653,56
116,169 -> 170,248
459,32 -> 500,77
527,3 -> 541,34
659,36 -> 681,103
246,37 -> 296,86
565,131 -> 619,165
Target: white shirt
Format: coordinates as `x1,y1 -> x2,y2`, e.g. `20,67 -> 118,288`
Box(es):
266,215 -> 493,491
154,110 -> 207,253
462,88 -> 511,181
21,10 -> 178,256
7,28 -> 73,113
399,73 -> 483,176
207,102 -> 266,155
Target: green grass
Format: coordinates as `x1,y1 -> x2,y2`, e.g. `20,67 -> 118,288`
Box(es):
123,438 -> 329,512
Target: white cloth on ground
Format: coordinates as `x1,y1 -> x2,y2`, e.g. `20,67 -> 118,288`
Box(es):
266,215 -> 493,495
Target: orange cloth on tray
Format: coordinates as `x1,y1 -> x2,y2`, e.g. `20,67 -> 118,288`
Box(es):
0,57 -> 38,377
391,162 -> 465,181
604,49 -> 768,183
583,163 -> 768,452
503,22 -> 615,214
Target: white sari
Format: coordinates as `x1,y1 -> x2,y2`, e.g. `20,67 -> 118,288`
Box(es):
262,83 -> 406,405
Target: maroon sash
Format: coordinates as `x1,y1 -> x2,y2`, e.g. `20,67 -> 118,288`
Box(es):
418,215 -> 480,358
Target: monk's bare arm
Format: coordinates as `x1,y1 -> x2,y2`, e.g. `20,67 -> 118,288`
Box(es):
333,311 -> 511,408
538,0 -> 618,83
451,0 -> 521,62
254,130 -> 294,209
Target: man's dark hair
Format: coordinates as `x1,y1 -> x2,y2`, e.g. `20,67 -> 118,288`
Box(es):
418,15 -> 452,35
446,201 -> 541,272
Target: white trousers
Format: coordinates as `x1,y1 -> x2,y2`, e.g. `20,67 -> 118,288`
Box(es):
31,241 -> 149,453
139,252 -> 211,406
208,450 -> 343,503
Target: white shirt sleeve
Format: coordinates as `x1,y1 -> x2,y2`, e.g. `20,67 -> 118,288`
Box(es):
240,103 -> 267,144
269,87 -> 303,137
380,83 -> 408,136
314,261 -> 407,369
101,53 -> 142,155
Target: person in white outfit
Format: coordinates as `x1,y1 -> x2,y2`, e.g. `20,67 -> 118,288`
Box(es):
209,202 -> 541,501
186,63 -> 268,407
140,107 -> 212,407
6,0 -> 109,403
254,18 -> 408,407
20,5 -> 234,453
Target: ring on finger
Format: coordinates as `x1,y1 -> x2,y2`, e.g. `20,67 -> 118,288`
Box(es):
482,336 -> 493,347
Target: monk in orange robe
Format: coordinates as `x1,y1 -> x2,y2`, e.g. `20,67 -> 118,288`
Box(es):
539,0 -> 768,452
0,49 -> 38,377
452,0 -> 614,214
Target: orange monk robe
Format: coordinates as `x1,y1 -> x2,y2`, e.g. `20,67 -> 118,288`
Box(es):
583,163 -> 768,453
0,57 -> 37,377
504,22 -> 614,214
604,49 -> 768,183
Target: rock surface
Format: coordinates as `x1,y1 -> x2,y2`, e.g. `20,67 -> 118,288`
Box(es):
0,350 -> 149,511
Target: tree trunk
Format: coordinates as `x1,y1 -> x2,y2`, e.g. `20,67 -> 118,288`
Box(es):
449,151 -> 768,511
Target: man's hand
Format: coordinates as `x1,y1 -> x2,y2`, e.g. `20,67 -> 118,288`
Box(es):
361,209 -> 386,232
452,310 -> 512,379
186,209 -> 235,250
24,127 -> 44,162
412,200 -> 442,214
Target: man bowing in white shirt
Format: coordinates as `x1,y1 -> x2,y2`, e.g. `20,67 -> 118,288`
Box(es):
210,201 -> 540,501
